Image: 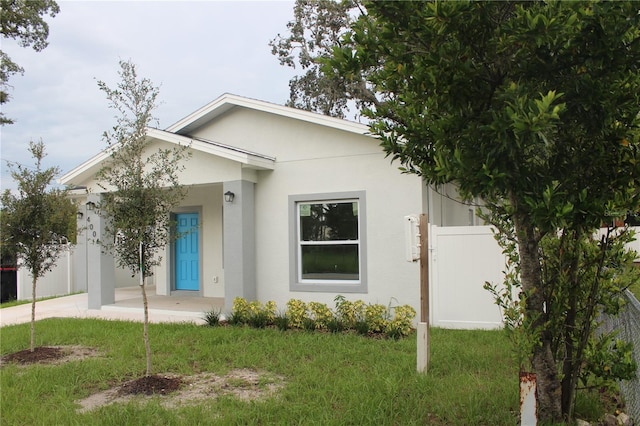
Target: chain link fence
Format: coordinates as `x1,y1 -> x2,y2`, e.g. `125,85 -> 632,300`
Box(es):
599,290 -> 640,424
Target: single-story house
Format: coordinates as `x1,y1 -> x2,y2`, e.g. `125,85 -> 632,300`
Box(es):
60,93 -> 479,314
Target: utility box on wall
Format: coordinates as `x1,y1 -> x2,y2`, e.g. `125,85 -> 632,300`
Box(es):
404,214 -> 421,262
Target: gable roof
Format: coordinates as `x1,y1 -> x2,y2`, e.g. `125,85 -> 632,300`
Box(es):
60,93 -> 370,186
167,93 -> 370,136
59,127 -> 275,186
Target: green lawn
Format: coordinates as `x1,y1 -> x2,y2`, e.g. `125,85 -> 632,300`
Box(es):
0,318 -> 611,425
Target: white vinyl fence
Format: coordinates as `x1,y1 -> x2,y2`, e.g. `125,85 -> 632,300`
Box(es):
429,225 -> 506,329
16,244 -> 138,300
16,244 -> 77,300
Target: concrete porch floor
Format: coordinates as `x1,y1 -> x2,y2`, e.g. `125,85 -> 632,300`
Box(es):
105,285 -> 224,314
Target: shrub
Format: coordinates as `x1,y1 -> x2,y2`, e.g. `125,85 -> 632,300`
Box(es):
385,305 -> 416,339
334,295 -> 365,328
231,297 -> 250,324
264,301 -> 278,325
222,296 -> 416,340
286,299 -> 308,329
308,301 -> 333,329
365,303 -> 389,333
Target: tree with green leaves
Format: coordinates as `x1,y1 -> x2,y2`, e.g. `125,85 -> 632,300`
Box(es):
1,0 -> 59,125
299,1 -> 640,422
270,0 -> 376,119
96,60 -> 189,377
0,140 -> 75,352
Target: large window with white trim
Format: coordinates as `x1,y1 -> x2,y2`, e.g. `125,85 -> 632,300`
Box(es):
289,191 -> 367,293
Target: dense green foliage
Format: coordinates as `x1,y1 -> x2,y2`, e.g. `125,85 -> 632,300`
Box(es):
314,1 -> 640,421
0,0 -> 59,124
225,295 -> 416,339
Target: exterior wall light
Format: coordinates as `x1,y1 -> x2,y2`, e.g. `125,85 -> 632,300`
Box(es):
77,211 -> 84,220
224,191 -> 235,203
86,201 -> 97,211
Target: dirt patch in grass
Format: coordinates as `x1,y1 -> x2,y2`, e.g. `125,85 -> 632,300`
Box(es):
1,346 -> 284,413
0,345 -> 100,366
76,369 -> 285,413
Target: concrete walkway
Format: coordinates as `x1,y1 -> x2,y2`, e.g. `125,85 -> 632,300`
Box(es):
0,287 -> 225,327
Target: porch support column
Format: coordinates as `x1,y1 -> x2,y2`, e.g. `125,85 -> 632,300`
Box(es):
85,193 -> 115,309
223,180 -> 256,312
73,201 -> 88,294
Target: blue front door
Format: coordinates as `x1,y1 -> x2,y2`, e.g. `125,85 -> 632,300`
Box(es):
175,213 -> 199,291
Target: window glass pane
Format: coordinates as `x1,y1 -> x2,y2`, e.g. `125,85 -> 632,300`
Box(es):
299,202 -> 358,241
301,245 -> 359,280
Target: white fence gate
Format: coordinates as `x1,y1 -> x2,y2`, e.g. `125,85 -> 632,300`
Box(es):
429,225 -> 506,329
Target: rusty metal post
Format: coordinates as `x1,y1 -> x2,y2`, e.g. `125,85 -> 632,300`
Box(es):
520,372 -> 538,425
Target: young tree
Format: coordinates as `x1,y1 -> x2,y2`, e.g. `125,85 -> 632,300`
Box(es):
319,1 -> 640,422
1,0 -> 59,125
96,60 -> 189,377
0,140 -> 75,352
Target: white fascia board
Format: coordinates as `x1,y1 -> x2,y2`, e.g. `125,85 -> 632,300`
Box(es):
60,121 -> 276,186
166,93 -> 372,137
58,146 -> 115,186
148,128 -> 275,170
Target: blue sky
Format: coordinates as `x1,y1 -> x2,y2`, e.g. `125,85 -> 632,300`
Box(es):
1,0 -> 297,191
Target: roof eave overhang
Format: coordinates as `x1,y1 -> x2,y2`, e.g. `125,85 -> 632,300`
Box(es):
166,93 -> 371,137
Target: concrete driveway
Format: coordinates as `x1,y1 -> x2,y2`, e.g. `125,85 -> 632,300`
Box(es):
0,287 -> 224,327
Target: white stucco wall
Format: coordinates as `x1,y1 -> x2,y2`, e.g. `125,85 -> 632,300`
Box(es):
187,107 -> 426,313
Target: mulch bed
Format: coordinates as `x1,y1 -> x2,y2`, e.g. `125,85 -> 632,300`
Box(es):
1,346 -> 65,364
118,375 -> 184,396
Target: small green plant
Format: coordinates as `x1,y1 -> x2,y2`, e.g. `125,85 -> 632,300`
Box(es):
302,317 -> 317,331
334,295 -> 365,328
227,311 -> 245,326
308,301 -> 333,329
274,313 -> 289,331
354,320 -> 370,336
385,305 -> 416,339
286,299 -> 308,329
231,297 -> 250,324
365,303 -> 389,333
203,308 -> 222,327
326,317 -> 345,333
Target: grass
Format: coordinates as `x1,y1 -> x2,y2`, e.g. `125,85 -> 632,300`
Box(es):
0,318 -> 614,425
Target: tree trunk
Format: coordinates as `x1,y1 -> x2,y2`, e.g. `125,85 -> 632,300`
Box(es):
141,279 -> 152,376
560,229 -> 582,420
514,213 -> 562,423
30,275 -> 37,352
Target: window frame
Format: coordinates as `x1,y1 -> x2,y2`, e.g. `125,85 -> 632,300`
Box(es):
289,191 -> 367,293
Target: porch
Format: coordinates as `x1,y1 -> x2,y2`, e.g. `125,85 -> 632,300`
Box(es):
101,286 -> 225,319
